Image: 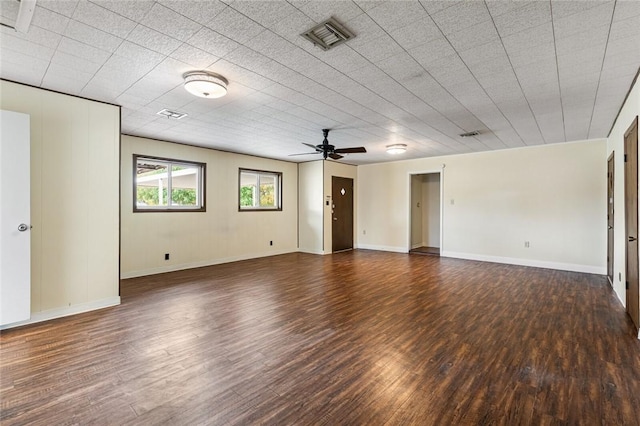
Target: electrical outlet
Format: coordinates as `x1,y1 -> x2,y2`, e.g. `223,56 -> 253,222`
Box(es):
524,241 -> 530,248
165,253 -> 170,260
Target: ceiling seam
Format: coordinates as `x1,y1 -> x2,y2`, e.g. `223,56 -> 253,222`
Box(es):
549,0 -> 567,142
587,0 -> 617,139
484,1 -> 548,145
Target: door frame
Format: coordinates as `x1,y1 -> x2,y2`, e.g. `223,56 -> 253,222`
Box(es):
407,167 -> 444,253
624,116 -> 640,334
608,151 -> 615,285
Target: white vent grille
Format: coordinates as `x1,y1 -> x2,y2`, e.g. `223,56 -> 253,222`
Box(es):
302,17 -> 354,51
157,109 -> 188,120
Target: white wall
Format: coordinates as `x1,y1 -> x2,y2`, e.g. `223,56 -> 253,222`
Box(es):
323,160 -> 358,253
607,73 -> 640,306
0,81 -> 120,328
422,173 -> 441,248
298,161 -> 324,254
121,135 -> 298,278
358,140 -> 606,273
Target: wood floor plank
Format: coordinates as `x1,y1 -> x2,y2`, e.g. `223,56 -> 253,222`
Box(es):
1,250 -> 639,425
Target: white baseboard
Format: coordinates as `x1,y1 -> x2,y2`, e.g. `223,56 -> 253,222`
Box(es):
0,296 -> 121,330
298,248 -> 328,255
411,243 -> 423,249
121,249 -> 297,279
441,250 -> 606,275
356,244 -> 408,253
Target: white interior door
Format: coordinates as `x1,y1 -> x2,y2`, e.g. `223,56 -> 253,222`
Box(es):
1,110 -> 31,326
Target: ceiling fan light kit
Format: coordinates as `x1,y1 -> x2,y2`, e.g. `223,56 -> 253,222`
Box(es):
183,71 -> 228,98
386,144 -> 407,154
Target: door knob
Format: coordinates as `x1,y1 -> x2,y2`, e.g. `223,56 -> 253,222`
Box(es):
629,236 -> 637,242
17,223 -> 29,232
333,217 -> 337,221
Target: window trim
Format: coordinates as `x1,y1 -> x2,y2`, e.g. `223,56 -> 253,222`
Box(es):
238,168 -> 283,212
133,154 -> 206,213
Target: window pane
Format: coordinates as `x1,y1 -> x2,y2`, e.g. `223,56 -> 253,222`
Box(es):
171,164 -> 198,206
240,172 -> 257,207
136,160 -> 169,207
259,175 -> 275,207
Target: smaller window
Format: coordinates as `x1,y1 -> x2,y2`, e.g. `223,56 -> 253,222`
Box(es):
239,169 -> 282,211
134,155 -> 205,212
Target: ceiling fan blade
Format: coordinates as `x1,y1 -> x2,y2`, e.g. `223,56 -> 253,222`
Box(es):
335,147 -> 366,154
302,143 -> 321,151
328,153 -> 343,160
289,152 -> 319,156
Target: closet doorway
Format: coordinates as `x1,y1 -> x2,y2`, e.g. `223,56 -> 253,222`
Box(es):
409,172 -> 442,256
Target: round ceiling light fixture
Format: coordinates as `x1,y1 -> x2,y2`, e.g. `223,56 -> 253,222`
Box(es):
183,71 -> 228,98
386,144 -> 407,154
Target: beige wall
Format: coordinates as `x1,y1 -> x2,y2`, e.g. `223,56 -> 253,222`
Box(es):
358,140 -> 606,273
121,135 -> 298,278
607,73 -> 640,307
0,80 -> 120,327
298,161 -> 324,254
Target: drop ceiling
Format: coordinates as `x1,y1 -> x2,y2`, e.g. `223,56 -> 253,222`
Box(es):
0,0 -> 639,165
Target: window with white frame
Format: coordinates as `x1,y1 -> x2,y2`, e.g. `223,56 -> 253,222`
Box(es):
239,168 -> 282,211
134,155 -> 205,212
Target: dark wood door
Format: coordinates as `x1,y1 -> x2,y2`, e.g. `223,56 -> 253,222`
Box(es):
608,153 -> 614,284
332,176 -> 353,252
624,116 -> 639,332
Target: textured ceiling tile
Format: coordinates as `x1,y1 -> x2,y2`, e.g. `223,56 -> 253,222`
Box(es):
351,34 -> 404,63
142,3 -> 203,41
41,72 -> 86,95
484,0 -> 527,18
609,14 -> 640,41
501,22 -> 554,53
613,0 -> 640,21
447,21 -> 500,51
37,0 -> 79,18
158,0 -> 227,25
491,1 -> 551,38
409,37 -> 457,68
555,24 -> 609,56
344,12 -> 387,45
50,50 -> 102,75
1,31 -> 55,61
169,43 -> 219,69
295,1 -> 364,23
458,40 -> 506,68
56,36 -> 113,64
72,1 -> 136,38
243,30 -> 297,59
551,0 -> 612,20
430,1 -> 492,35
552,2 -> 615,40
187,27 -> 240,57
64,20 -> 123,52
366,1 -> 428,32
389,17 -> 442,51
206,6 -> 266,45
227,1 -> 298,28
31,5 -> 70,34
126,24 -> 183,56
508,42 -> 556,69
0,51 -> 49,84
90,0 -> 155,22
376,52 -> 424,83
2,23 -> 62,50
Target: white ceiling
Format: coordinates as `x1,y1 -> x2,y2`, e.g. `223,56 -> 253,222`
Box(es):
1,0 -> 639,165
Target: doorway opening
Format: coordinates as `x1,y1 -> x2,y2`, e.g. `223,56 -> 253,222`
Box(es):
409,172 -> 442,256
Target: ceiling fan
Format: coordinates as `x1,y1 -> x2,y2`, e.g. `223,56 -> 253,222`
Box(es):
291,129 -> 366,160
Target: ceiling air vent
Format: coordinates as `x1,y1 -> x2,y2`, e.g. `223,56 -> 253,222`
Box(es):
302,17 -> 354,51
459,131 -> 480,137
157,109 -> 188,120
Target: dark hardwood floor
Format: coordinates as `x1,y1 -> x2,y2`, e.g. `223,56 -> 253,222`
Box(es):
1,250 -> 639,425
409,246 -> 440,256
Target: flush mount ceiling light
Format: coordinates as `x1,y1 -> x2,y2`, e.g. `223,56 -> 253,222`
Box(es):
183,71 -> 228,98
386,144 -> 407,155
